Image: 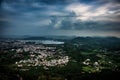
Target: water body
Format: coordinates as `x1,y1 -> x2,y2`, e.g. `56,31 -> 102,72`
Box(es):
22,40 -> 64,44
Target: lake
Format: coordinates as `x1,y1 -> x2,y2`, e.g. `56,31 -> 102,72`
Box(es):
22,40 -> 64,44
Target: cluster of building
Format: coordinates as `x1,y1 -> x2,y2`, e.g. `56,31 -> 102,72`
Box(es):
15,44 -> 56,55
16,55 -> 69,67
0,40 -> 69,70
82,58 -> 113,72
9,40 -> 69,69
83,59 -> 100,71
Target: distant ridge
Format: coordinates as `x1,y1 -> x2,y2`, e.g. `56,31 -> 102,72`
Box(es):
0,35 -> 75,40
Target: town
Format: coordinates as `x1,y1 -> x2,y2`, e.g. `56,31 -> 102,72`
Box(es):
0,37 -> 120,80
0,40 -> 69,70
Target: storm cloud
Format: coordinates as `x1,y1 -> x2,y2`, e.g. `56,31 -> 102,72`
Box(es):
0,0 -> 120,37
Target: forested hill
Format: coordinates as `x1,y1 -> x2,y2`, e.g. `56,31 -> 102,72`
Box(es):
69,37 -> 120,51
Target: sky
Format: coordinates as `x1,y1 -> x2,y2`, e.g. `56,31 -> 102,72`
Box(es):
0,0 -> 120,37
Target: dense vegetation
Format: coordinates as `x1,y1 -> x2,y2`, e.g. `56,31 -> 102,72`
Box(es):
0,37 -> 120,80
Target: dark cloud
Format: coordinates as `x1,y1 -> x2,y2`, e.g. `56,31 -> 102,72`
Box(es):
0,18 -> 11,36
0,0 -> 3,4
0,0 -> 120,37
50,16 -> 120,32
